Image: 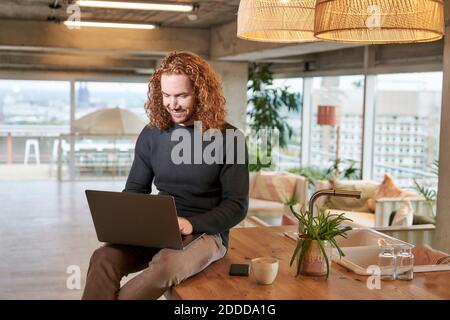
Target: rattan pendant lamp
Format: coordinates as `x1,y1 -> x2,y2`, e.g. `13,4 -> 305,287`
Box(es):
237,0 -> 318,43
314,0 -> 445,44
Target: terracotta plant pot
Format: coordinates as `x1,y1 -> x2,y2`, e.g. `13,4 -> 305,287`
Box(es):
299,239 -> 332,276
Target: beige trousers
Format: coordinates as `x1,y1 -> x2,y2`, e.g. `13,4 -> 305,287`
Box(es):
81,234 -> 226,300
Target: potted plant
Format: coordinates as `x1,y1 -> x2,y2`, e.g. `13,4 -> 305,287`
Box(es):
289,207 -> 352,278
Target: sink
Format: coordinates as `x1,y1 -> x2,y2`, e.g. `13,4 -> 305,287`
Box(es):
332,228 -> 410,275
284,228 -> 450,275
334,228 -> 408,248
333,228 -> 450,275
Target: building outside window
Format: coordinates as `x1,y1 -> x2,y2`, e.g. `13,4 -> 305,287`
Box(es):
0,80 -> 148,180
309,75 -> 365,176
373,72 -> 442,189
0,80 -> 70,178
67,81 -> 148,180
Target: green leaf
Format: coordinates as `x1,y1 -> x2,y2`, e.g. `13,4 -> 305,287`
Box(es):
290,238 -> 303,266
246,62 -> 302,153
288,206 -> 352,278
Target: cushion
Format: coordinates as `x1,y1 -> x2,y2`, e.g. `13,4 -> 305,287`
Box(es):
413,245 -> 450,265
324,209 -> 375,228
281,214 -> 298,225
390,211 -> 436,225
367,174 -> 402,212
390,202 -> 414,227
250,172 -> 297,203
413,214 -> 436,225
324,180 -> 378,213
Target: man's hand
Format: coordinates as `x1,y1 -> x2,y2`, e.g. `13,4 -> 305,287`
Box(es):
177,217 -> 193,235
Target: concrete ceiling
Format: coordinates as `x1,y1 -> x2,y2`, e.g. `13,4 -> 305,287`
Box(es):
0,0 -> 240,28
0,1 -> 442,76
0,0 -> 238,75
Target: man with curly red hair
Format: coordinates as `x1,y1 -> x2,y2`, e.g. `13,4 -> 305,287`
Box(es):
82,51 -> 249,300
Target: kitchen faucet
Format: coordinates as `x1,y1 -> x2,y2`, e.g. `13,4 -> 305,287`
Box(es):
309,189 -> 362,215
290,189 -> 362,234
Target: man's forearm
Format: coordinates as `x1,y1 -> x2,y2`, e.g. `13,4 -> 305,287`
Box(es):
186,197 -> 248,235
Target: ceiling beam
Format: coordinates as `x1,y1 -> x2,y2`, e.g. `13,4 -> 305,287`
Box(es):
0,50 -> 156,73
0,19 -> 210,57
270,41 -> 443,78
210,19 -> 360,61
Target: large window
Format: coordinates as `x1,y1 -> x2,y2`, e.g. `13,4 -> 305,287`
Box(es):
309,76 -> 365,175
0,80 -> 70,167
272,78 -> 303,172
0,80 -> 70,126
63,82 -> 148,180
75,81 -> 147,120
0,79 -> 149,180
373,72 -> 442,188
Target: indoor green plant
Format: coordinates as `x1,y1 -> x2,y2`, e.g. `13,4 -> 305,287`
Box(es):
289,207 -> 353,278
326,158 -> 360,181
281,194 -> 300,222
287,160 -> 360,195
413,159 -> 439,218
246,63 -> 301,172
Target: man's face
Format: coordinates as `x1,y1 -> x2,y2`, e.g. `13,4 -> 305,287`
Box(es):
161,73 -> 196,126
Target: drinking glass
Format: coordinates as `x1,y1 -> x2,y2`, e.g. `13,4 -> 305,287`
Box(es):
396,245 -> 414,280
378,245 -> 396,280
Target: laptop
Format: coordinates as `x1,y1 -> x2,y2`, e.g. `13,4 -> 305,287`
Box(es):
85,190 -> 204,250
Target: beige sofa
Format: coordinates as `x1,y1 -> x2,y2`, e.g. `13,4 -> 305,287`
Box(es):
248,171 -> 308,224
314,179 -> 434,228
314,179 -> 435,246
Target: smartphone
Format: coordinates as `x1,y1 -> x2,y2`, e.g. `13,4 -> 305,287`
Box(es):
229,263 -> 249,276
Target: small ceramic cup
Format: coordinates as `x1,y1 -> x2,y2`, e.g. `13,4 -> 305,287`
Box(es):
251,257 -> 279,285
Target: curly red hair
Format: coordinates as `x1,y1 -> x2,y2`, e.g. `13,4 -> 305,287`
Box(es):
145,51 -> 227,131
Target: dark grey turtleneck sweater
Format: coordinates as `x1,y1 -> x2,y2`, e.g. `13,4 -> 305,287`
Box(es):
123,122 -> 249,248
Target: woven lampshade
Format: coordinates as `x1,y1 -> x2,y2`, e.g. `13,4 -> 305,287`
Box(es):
314,0 -> 444,44
237,0 -> 318,43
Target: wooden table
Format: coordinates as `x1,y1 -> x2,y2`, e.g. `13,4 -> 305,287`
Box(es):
167,226 -> 450,300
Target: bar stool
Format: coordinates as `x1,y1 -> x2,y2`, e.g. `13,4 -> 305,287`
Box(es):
24,139 -> 40,165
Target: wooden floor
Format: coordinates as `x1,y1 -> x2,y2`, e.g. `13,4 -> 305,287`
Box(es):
0,164 -> 55,180
0,180 -> 127,300
0,180 -> 269,300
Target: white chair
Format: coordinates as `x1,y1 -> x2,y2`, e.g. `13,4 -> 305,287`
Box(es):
24,139 -> 40,165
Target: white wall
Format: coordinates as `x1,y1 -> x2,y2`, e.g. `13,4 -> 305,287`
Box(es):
434,2 -> 450,253
211,61 -> 248,131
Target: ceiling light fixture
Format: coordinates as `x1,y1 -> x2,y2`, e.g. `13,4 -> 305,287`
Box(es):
76,1 -> 195,12
237,0 -> 318,43
64,20 -> 156,29
314,0 -> 445,44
